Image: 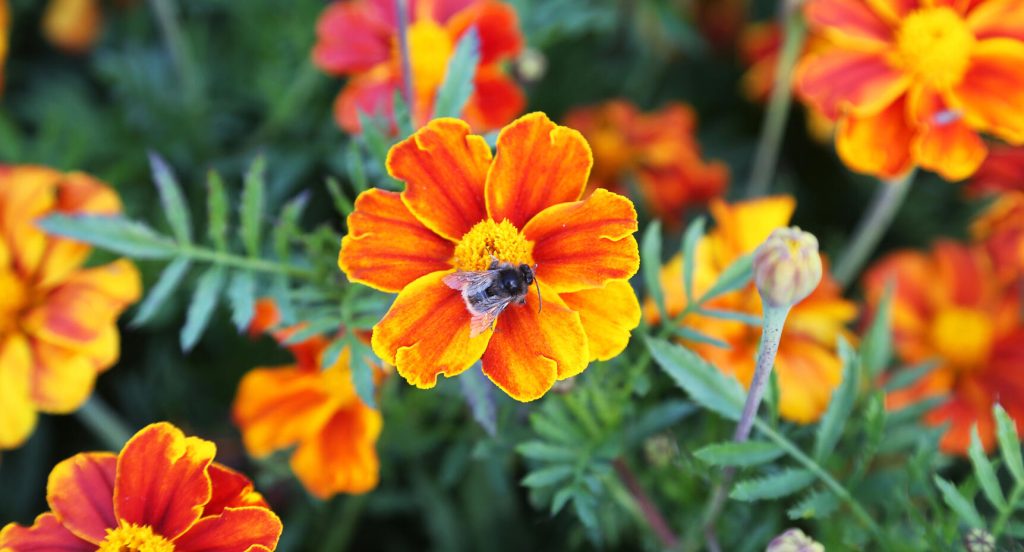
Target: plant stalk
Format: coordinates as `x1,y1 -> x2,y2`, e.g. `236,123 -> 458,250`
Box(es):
148,0 -> 202,106
179,245 -> 316,280
613,458 -> 680,549
75,395 -> 133,451
395,0 -> 415,119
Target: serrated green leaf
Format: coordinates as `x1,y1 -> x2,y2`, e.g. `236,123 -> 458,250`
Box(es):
787,489 -> 839,520
887,395 -> 947,427
269,275 -> 295,325
206,170 -> 229,251
181,266 -> 227,351
347,335 -> 377,409
814,336 -> 860,460
694,441 -> 783,467
149,152 -> 192,244
517,441 -> 577,462
131,258 -> 191,327
641,221 -> 666,322
522,465 -> 574,488
325,176 -> 354,218
672,326 -> 730,349
433,27 -> 480,119
240,157 -> 266,258
861,282 -> 894,377
39,214 -> 177,259
934,475 -> 983,528
994,403 -> 1024,484
281,318 -> 342,345
681,216 -> 706,302
624,400 -> 696,446
321,337 -> 347,370
529,409 -> 584,446
646,337 -> 744,420
968,426 -> 1006,509
695,307 -> 760,326
731,469 -> 815,501
700,254 -> 753,302
356,111 -> 391,167
551,487 -> 573,516
226,270 -> 257,332
392,89 -> 414,138
274,192 -> 309,260
882,359 -> 939,392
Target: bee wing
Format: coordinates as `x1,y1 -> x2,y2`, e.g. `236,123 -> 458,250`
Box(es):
443,270 -> 495,297
469,299 -> 512,338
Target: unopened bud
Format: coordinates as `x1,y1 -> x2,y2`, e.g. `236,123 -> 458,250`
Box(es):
753,227 -> 823,309
643,434 -> 678,467
964,528 -> 995,552
516,48 -> 547,83
766,528 -> 824,552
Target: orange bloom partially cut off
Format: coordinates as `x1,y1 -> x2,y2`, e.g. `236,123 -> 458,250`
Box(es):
972,191 -> 1024,284
648,196 -> 857,423
313,0 -> 525,133
968,145 -> 1024,195
42,0 -> 102,53
0,166 -> 140,450
338,113 -> 641,401
796,0 -> 1024,180
864,241 -> 1024,454
233,300 -> 382,498
564,100 -> 728,226
0,422 -> 283,550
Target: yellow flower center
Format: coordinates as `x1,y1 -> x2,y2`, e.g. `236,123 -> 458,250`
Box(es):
97,523 -> 175,552
930,307 -> 995,370
453,219 -> 533,272
399,20 -> 454,97
0,270 -> 29,333
896,7 -> 975,89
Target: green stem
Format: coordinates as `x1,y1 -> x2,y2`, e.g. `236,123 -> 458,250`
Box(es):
395,0 -> 415,118
321,495 -> 367,551
148,0 -> 202,106
992,482 -> 1024,538
178,245 -> 316,280
251,62 -> 323,141
75,395 -> 133,451
832,169 -> 916,288
744,9 -> 807,198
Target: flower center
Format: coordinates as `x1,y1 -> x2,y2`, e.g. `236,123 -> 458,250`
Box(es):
397,20 -> 454,98
453,219 -> 533,272
929,307 -> 995,370
896,7 -> 975,89
97,523 -> 175,552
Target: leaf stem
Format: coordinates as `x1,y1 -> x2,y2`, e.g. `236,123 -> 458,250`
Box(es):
613,458 -> 680,549
992,482 -> 1024,538
178,245 -> 316,280
148,0 -> 202,106
75,395 -> 133,451
395,0 -> 415,119
321,495 -> 368,551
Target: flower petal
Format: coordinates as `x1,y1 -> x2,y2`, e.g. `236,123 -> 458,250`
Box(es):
30,340 -> 97,414
835,96 -> 916,178
290,403 -> 383,498
909,88 -> 988,181
954,38 -> 1024,144
804,0 -> 893,47
707,196 -> 796,260
486,112 -> 592,229
388,118 -> 492,242
463,68 -> 527,132
774,339 -> 843,423
203,463 -> 269,516
866,0 -> 917,23
333,68 -> 398,134
524,188 -> 639,293
796,49 -> 909,119
172,507 -> 282,552
312,1 -> 392,74
339,188 -> 455,293
46,452 -> 116,544
445,1 -> 523,64
0,165 -> 58,277
114,422 -> 216,541
0,334 -> 37,449
966,0 -> 1024,41
559,279 -> 641,361
635,157 -> 729,225
481,285 -> 588,401
371,271 -> 491,388
0,513 -> 94,551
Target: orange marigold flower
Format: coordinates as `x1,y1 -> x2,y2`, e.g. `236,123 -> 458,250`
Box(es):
971,190 -> 1024,286
338,112 -> 642,401
0,422 -> 283,551
967,145 -> 1024,195
0,166 -> 140,450
232,299 -> 382,498
42,0 -> 103,53
563,100 -> 729,226
648,196 -> 857,423
795,0 -> 1024,181
313,0 -> 525,134
864,241 -> 1024,454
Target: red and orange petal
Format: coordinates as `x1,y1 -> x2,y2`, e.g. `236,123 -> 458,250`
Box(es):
0,513 -> 93,551
968,145 -> 1024,195
290,402 -> 383,497
312,0 -> 393,74
835,96 -> 916,178
0,335 -> 36,448
560,280 -> 641,361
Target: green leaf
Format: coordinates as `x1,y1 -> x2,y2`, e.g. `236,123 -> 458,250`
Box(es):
700,254 -> 753,302
550,487 -> 573,516
321,337 -> 347,370
694,441 -> 784,467
814,336 -> 860,460
240,156 -> 266,258
731,469 -> 816,501
38,214 -> 177,259
149,152 -> 192,244
994,403 -> 1024,484
392,89 -> 414,138
521,465 -> 574,488
346,140 -> 369,195
641,221 -> 666,322
356,111 -> 392,167
968,426 -> 1006,509
787,489 -> 839,520
131,258 -> 191,327
181,266 -> 227,351
325,176 -> 354,218
517,441 -> 577,462
861,282 -> 894,377
672,326 -> 730,349
933,475 -> 984,528
206,170 -> 229,251
458,364 -> 496,436
226,271 -> 257,332
646,337 -> 744,420
274,192 -> 309,261
281,318 -> 341,345
882,359 -> 939,392
695,307 -> 760,326
432,26 -> 480,119
624,400 -> 696,446
347,335 -> 377,409
680,216 -> 706,302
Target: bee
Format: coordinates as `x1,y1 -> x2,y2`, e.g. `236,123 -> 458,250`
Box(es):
443,259 -> 542,337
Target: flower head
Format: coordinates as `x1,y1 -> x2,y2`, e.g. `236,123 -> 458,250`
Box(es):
232,299 -> 382,498
766,528 -> 825,552
338,112 -> 641,401
0,422 -> 283,550
42,0 -> 102,53
0,166 -> 140,450
753,226 -> 824,309
796,0 -> 1024,180
313,0 -> 525,134
564,100 -> 728,226
971,190 -> 1024,284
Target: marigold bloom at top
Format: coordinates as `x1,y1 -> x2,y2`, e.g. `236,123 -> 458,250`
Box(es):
564,100 -> 728,226
864,241 -> 1024,454
338,112 -> 641,401
0,166 -> 140,451
313,0 -> 526,134
647,197 -> 857,423
0,422 -> 283,551
753,226 -> 824,309
42,0 -> 102,53
795,0 -> 1024,181
233,300 -> 382,498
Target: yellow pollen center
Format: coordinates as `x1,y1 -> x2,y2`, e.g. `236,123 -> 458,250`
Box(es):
97,523 -> 175,552
896,7 -> 975,89
929,307 -> 995,370
399,20 -> 454,97
453,219 -> 533,272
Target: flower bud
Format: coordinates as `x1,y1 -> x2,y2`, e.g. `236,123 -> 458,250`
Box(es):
964,528 -> 995,552
766,528 -> 824,552
753,227 -> 823,309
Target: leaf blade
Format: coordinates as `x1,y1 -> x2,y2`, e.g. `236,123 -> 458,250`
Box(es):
181,266 -> 227,351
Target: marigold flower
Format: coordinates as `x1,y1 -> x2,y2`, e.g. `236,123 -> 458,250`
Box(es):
967,145 -> 1024,195
312,0 -> 525,134
232,300 -> 382,498
971,190 -> 1024,283
338,113 -> 641,401
795,0 -> 1024,181
0,422 -> 283,550
0,166 -> 140,450
564,100 -> 728,226
753,226 -> 824,309
648,196 -> 857,423
864,241 -> 1024,454
42,0 -> 102,53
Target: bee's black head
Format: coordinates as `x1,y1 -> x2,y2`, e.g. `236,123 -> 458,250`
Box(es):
518,264 -> 534,285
